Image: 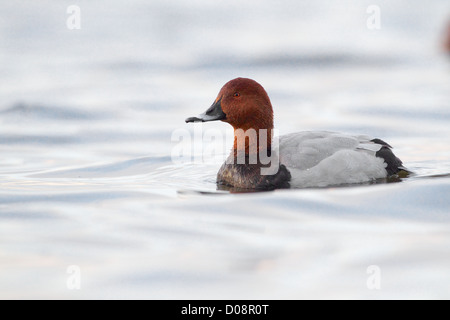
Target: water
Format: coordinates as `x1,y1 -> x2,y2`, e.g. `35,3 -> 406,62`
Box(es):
1,0 -> 450,299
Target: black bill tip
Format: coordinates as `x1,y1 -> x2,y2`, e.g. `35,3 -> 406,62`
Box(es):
185,116 -> 204,123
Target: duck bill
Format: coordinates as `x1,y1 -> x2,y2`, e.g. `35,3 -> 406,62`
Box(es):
185,98 -> 226,123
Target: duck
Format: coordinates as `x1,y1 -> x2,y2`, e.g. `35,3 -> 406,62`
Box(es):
185,78 -> 407,190
445,21 -> 450,53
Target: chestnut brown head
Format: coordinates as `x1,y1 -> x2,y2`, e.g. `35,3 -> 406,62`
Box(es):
186,78 -> 274,131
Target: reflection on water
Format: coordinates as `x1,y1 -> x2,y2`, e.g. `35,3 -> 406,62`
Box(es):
0,0 -> 450,299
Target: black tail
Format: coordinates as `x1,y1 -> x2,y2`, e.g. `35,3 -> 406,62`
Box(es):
371,138 -> 407,176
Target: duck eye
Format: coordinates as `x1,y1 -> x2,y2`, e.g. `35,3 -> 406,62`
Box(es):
233,92 -> 240,97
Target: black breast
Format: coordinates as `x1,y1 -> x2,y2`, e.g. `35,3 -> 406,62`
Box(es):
217,154 -> 291,191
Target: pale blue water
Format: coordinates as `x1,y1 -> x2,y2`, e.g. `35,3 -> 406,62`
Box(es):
0,0 -> 450,299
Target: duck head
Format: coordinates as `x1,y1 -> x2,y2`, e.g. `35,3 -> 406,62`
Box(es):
185,77 -> 274,132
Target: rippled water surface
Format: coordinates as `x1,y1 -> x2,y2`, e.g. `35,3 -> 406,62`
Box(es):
1,0 -> 450,299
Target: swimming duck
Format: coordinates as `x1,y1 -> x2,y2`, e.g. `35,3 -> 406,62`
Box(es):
445,21 -> 450,53
186,78 -> 406,190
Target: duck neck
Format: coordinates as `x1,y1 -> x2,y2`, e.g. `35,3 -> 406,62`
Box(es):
232,125 -> 273,159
